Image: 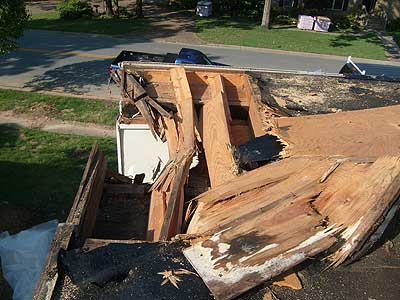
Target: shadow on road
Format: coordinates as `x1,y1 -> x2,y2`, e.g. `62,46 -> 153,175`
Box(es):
23,58 -> 111,95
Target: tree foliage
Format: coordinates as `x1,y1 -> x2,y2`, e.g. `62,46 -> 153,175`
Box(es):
57,0 -> 92,19
0,0 -> 29,54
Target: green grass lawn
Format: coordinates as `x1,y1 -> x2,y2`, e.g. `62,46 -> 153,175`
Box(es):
0,125 -> 117,217
0,89 -> 118,126
196,18 -> 387,60
0,125 -> 117,299
27,11 -> 149,35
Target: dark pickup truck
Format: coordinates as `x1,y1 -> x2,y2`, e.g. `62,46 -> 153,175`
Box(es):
109,48 -> 224,74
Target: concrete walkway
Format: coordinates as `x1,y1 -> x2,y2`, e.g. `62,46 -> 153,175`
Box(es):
376,31 -> 400,61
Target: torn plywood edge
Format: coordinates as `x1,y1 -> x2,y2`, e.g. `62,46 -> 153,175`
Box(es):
184,156 -> 400,300
66,143 -> 107,246
147,67 -> 197,241
314,156 -> 400,266
269,105 -> 400,159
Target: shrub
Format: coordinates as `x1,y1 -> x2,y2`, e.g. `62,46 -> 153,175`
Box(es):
328,13 -> 365,31
271,6 -> 301,25
57,0 -> 92,19
168,0 -> 197,9
387,18 -> 400,32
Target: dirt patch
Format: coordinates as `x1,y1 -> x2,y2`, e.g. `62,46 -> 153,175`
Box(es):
28,103 -> 58,118
0,111 -> 115,138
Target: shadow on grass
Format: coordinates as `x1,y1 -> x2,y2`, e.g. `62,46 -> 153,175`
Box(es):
0,124 -> 117,233
28,16 -> 150,35
196,16 -> 257,32
330,31 -> 383,48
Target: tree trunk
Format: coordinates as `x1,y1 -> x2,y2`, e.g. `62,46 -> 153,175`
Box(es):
261,0 -> 272,30
113,0 -> 120,16
105,0 -> 114,16
136,0 -> 144,18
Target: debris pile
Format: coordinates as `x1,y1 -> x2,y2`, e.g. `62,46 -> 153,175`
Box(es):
34,64 -> 400,300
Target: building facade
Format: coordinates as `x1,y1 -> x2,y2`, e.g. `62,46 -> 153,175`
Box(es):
272,0 -> 400,20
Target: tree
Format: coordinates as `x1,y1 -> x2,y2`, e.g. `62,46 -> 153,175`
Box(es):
105,0 -> 114,16
0,0 -> 29,53
136,0 -> 143,18
261,0 -> 272,29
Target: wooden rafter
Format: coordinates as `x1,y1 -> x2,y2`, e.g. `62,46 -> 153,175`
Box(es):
201,74 -> 237,188
147,66 -> 196,241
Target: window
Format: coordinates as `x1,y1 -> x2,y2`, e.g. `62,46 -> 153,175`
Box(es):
332,0 -> 348,10
303,0 -> 349,11
279,0 -> 298,7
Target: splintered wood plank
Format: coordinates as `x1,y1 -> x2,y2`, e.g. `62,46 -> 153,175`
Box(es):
314,156 -> 400,266
147,189 -> 167,241
187,157 -> 333,234
147,66 -> 196,241
184,155 -> 400,300
158,66 -> 196,240
271,105 -> 400,158
163,116 -> 180,158
170,66 -> 195,149
184,159 -> 340,299
201,74 -> 237,188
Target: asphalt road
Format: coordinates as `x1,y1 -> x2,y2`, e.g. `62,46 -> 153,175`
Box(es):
1,29 -> 399,100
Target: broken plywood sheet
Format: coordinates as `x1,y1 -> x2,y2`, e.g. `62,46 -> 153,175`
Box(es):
271,105 -> 400,158
184,156 -> 400,300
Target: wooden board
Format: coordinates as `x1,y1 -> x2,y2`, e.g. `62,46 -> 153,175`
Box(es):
314,156 -> 400,266
134,68 -> 250,106
271,105 -> 400,158
147,66 -> 196,241
33,223 -> 74,300
66,143 -> 107,246
184,156 -> 400,300
230,119 -> 253,146
201,74 -> 237,188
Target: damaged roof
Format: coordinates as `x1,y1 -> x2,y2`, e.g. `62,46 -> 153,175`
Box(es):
35,64 -> 400,300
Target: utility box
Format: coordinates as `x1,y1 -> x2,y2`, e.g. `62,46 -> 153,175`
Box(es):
196,1 -> 212,17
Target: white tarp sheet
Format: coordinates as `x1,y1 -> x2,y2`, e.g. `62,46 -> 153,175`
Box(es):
0,220 -> 58,300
